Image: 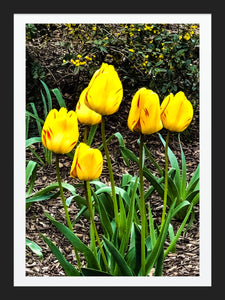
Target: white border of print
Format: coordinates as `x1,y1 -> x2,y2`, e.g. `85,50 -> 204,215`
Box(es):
14,13 -> 211,287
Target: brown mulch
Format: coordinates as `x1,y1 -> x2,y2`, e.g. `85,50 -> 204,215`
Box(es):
26,24 -> 200,277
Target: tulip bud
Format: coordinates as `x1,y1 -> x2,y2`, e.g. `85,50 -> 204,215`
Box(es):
41,107 -> 79,154
85,63 -> 123,115
70,143 -> 103,181
127,87 -> 163,134
76,87 -> 102,125
160,91 -> 193,132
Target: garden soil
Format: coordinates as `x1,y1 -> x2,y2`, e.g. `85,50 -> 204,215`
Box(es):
26,26 -> 200,277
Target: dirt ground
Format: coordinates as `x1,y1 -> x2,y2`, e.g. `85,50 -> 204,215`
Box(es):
26,25 -> 200,277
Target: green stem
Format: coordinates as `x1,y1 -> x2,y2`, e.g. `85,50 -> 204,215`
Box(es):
139,133 -> 146,276
85,180 -> 109,272
55,154 -> 81,271
83,125 -> 89,144
161,131 -> 170,230
101,116 -> 119,227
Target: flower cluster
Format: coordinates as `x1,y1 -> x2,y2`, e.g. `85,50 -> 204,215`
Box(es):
39,62 -> 195,277
42,62 -> 193,177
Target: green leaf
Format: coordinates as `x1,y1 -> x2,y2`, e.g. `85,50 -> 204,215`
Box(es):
81,268 -> 112,276
29,103 -> 42,136
96,186 -> 131,207
103,236 -> 133,276
26,238 -> 43,259
145,200 -> 176,276
52,88 -> 67,108
26,160 -> 37,186
148,202 -> 156,248
40,80 -> 52,111
92,189 -> 113,239
41,234 -> 80,276
125,223 -> 141,275
87,124 -> 98,146
40,89 -> 48,118
178,134 -> 187,197
26,137 -> 42,148
168,224 -> 176,253
32,182 -> 76,199
26,110 -> 44,125
26,193 -> 56,204
45,213 -> 100,270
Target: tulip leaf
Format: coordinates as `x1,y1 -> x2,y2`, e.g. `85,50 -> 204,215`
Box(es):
92,188 -> 113,239
81,268 -> 112,276
87,124 -> 98,146
26,137 -> 42,148
178,134 -> 187,198
45,213 -> 100,270
96,186 -> 131,207
41,234 -> 80,276
40,80 -> 52,112
52,88 -> 67,108
26,193 -> 56,204
103,236 -> 134,276
26,238 -> 43,259
145,200 -> 176,276
29,102 -> 43,136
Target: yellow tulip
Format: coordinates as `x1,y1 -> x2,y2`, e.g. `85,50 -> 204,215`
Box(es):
41,107 -> 79,154
127,87 -> 163,134
85,63 -> 123,115
160,91 -> 193,132
76,87 -> 102,125
70,143 -> 103,181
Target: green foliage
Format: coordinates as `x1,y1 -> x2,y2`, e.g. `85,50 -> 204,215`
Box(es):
158,133 -> 199,221
26,238 -> 43,259
61,23 -> 199,100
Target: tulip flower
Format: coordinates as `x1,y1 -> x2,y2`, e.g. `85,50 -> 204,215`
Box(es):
76,87 -> 102,125
70,143 -> 103,181
128,87 -> 163,135
160,91 -> 193,132
42,107 -> 79,154
85,63 -> 123,115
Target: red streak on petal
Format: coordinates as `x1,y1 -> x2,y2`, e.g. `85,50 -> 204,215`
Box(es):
47,130 -> 51,140
77,102 -> 81,110
137,95 -> 140,108
78,163 -> 81,170
71,141 -> 77,146
144,108 -> 149,117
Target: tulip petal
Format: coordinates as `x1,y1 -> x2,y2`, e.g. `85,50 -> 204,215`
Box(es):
76,88 -> 102,125
160,92 -> 193,132
70,143 -> 103,181
41,107 -> 79,154
85,63 -> 123,115
128,88 -> 162,134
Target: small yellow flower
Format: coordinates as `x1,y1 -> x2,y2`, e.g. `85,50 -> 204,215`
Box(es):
77,54 -> 82,58
183,33 -> 191,41
129,49 -> 135,53
92,26 -> 97,31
